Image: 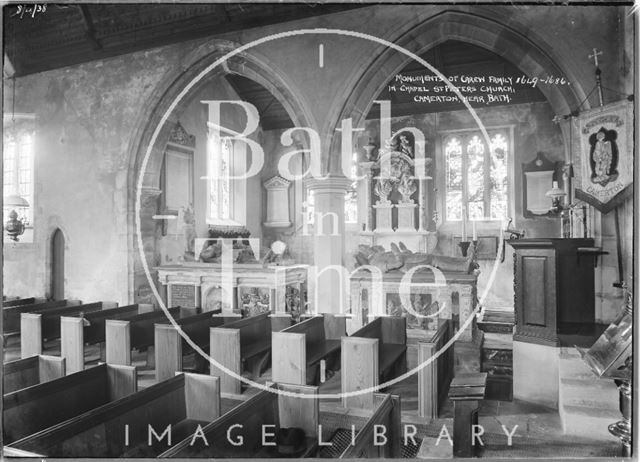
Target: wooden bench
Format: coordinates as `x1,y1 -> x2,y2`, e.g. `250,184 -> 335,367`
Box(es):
6,372 -> 220,458
60,304 -> 154,373
159,383 -> 402,459
20,301 -> 118,358
104,306 -> 182,366
3,297 -> 42,307
328,393 -> 402,458
3,355 -> 66,394
4,299 -> 78,335
341,317 -> 407,408
3,362 -> 136,444
153,309 -> 238,382
272,314 -> 345,386
209,312 -> 291,394
418,319 -> 454,419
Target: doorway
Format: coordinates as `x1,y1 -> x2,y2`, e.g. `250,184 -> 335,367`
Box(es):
51,228 -> 65,300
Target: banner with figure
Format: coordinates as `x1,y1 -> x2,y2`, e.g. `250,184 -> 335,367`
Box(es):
574,99 -> 633,213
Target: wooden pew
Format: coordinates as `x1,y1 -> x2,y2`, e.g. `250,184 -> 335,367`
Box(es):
104,306 -> 183,366
158,383 -> 401,459
272,314 -> 346,386
209,312 -> 291,395
6,373 -> 220,458
4,299 -> 78,335
60,304 -> 154,373
20,301 -> 117,358
341,316 -> 407,408
3,297 -> 40,307
3,355 -> 66,394
154,309 -> 237,382
3,362 -> 136,444
418,319 -> 454,419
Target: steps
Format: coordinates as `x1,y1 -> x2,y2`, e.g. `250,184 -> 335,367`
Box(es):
558,347 -> 620,440
478,307 -> 514,334
478,307 -> 514,401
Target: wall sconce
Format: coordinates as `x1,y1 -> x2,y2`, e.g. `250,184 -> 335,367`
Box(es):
545,181 -> 567,213
4,194 -> 30,241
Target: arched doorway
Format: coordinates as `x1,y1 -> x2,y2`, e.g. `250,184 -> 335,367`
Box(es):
51,228 -> 65,300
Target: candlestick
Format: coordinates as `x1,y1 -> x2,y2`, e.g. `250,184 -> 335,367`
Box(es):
458,241 -> 471,257
462,214 -> 467,242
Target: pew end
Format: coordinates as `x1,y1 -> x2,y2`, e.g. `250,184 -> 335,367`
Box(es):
105,319 -> 131,365
209,327 -> 242,395
272,331 -> 306,385
3,355 -> 66,394
106,363 -> 138,400
277,383 -> 319,438
20,313 -> 42,358
184,372 -> 220,421
60,316 -> 85,374
341,336 -> 379,409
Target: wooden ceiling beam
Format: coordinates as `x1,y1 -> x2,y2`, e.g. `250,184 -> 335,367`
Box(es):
78,5 -> 102,51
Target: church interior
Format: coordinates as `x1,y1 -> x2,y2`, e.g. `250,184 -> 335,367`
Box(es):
1,3 -> 636,459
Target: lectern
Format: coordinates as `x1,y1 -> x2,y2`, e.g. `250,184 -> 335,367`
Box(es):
509,238 -> 597,346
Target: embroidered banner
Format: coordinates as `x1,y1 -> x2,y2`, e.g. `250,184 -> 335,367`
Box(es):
574,100 -> 633,213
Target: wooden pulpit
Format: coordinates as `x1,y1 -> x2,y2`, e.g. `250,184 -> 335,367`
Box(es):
509,238 -> 597,346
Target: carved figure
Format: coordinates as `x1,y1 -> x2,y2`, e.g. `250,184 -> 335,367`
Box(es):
397,174 -> 417,202
374,178 -> 393,203
354,241 -> 478,274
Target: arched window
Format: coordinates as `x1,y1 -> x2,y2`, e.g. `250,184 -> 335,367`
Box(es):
3,130 -> 34,231
207,135 -> 234,224
443,127 -> 511,222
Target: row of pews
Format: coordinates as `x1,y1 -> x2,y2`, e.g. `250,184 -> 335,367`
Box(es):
3,296 -> 456,458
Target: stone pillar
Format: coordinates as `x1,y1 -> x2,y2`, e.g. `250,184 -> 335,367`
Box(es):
359,162 -> 375,232
136,187 -> 162,304
306,175 -> 352,314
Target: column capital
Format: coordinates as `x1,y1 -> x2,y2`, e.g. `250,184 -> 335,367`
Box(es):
305,174 -> 353,194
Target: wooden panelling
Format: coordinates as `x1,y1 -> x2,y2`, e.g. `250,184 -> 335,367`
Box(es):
105,320 -> 131,365
522,256 -> 547,327
106,364 -> 138,401
209,327 -> 242,394
272,331 -> 306,385
184,373 -> 220,422
60,316 -> 85,373
341,337 -> 379,409
155,324 -> 182,382
277,383 -> 319,438
20,313 -> 42,358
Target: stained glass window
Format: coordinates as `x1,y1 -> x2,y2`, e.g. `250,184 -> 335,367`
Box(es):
443,128 -> 510,222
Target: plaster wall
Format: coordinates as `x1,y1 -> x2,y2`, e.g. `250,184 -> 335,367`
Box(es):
3,5 -> 632,315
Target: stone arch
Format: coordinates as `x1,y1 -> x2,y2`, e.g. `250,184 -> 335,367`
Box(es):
125,39 -> 315,301
325,9 -> 589,171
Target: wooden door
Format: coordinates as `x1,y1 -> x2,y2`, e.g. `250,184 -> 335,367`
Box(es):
51,229 -> 65,300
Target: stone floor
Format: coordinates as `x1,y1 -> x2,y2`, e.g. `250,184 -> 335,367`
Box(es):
3,340 -> 624,458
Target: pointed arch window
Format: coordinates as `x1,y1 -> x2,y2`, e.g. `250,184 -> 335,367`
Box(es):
207,135 -> 234,224
443,127 -> 511,222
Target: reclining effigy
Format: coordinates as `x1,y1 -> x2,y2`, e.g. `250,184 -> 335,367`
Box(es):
354,241 -> 478,274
